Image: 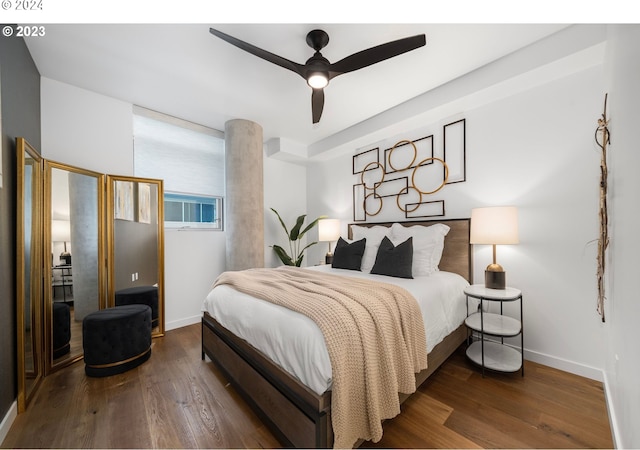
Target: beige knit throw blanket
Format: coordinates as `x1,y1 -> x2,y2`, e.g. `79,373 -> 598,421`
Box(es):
213,266 -> 428,448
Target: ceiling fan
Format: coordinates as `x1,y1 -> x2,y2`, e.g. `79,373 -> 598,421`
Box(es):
209,27 -> 426,124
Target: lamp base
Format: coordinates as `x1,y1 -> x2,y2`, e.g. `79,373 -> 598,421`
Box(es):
60,252 -> 71,265
485,270 -> 506,289
325,253 -> 333,265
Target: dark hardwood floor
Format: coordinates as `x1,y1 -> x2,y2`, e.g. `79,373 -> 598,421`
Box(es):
2,323 -> 613,449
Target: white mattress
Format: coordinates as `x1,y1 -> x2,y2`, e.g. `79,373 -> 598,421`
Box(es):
202,265 -> 471,395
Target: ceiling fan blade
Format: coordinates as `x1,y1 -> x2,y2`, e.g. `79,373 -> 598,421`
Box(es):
311,88 -> 325,124
328,34 -> 426,78
209,28 -> 306,78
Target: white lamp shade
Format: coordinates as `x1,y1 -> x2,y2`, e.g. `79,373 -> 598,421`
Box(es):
318,219 -> 341,242
470,206 -> 519,245
51,219 -> 71,242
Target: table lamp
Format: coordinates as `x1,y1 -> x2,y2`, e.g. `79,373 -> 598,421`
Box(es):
318,218 -> 341,264
52,219 -> 72,265
470,206 -> 519,289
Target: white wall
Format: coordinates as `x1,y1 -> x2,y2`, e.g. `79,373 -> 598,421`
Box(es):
41,78 -> 133,174
163,229 -> 227,328
40,77 -> 304,330
603,24 -> 640,449
307,64 -> 607,380
263,156 -> 309,267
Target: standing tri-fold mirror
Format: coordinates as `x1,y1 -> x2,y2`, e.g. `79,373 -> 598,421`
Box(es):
15,137 -> 165,411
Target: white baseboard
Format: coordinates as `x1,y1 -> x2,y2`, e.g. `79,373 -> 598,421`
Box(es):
165,314 -> 201,332
602,370 -> 621,448
0,401 -> 17,446
479,337 -> 604,381
524,347 -> 603,381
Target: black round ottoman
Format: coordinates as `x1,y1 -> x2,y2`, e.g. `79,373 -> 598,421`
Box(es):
115,286 -> 159,327
82,304 -> 152,377
52,302 -> 71,359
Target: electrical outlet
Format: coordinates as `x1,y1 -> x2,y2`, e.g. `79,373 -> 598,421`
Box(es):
131,273 -> 135,282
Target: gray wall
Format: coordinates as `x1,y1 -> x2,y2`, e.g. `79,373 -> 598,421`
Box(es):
0,30 -> 41,420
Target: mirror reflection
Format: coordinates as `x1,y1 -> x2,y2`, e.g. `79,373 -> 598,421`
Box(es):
108,176 -> 165,337
16,138 -> 43,413
45,162 -> 104,372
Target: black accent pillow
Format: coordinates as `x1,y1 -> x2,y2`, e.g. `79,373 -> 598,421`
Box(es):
331,237 -> 366,271
371,236 -> 413,279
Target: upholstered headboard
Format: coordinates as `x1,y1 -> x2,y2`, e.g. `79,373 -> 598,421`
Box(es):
347,218 -> 472,283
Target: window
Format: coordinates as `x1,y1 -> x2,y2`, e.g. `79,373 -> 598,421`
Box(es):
164,192 -> 222,229
133,106 -> 225,230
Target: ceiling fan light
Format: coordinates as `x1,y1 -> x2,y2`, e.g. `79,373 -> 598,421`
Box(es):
307,73 -> 328,89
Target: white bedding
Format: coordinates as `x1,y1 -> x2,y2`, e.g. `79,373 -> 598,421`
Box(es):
202,265 -> 471,395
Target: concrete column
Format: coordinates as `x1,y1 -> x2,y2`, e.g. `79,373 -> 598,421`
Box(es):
68,172 -> 99,321
225,119 -> 264,270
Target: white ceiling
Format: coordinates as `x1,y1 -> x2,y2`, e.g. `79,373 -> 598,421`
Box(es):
24,23 -> 570,156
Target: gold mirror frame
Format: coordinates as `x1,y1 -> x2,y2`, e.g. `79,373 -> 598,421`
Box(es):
16,138 -> 43,413
106,175 -> 165,337
43,160 -> 105,374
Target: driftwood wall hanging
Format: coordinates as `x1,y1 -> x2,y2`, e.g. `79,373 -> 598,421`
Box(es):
352,119 -> 466,221
594,94 -> 610,322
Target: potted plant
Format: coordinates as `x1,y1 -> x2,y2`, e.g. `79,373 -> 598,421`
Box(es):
270,208 -> 326,266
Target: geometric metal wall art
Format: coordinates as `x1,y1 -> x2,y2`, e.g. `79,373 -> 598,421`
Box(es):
383,135 -> 433,174
405,199 -> 445,219
352,119 -> 466,222
352,183 -> 367,221
443,119 -> 466,184
352,146 -> 379,175
353,138 -> 448,221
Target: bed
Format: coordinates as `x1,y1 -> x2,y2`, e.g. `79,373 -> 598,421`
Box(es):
201,218 -> 472,448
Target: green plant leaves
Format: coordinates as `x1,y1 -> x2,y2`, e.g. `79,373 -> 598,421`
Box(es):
270,207 -> 289,237
270,208 -> 328,267
300,216 -> 326,238
272,244 -> 295,266
289,214 -> 306,241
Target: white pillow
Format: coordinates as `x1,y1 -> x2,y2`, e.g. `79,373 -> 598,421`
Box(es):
390,223 -> 450,276
351,225 -> 392,273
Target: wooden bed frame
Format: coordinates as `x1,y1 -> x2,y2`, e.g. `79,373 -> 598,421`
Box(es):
201,218 -> 472,448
